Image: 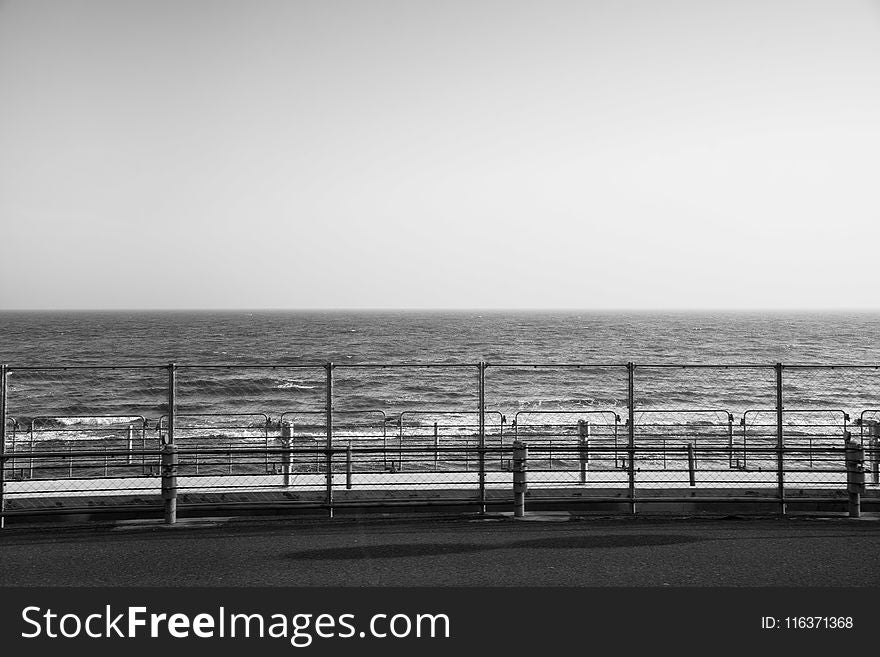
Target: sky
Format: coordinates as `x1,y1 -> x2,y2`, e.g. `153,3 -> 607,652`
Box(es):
1,0 -> 879,310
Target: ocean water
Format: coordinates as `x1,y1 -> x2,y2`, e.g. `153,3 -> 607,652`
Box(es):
2,311 -> 880,430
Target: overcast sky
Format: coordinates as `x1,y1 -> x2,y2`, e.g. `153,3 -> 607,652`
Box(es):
1,0 -> 879,310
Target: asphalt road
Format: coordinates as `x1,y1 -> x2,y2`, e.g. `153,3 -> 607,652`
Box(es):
1,514 -> 879,587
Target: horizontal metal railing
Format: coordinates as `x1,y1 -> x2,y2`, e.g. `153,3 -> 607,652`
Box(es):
3,361 -> 880,523
1,440 -> 876,515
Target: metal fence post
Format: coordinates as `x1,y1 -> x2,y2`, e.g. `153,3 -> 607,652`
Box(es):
264,418 -> 270,473
28,420 -> 34,480
326,362 -> 334,518
167,363 -> 176,446
0,364 -> 7,530
513,440 -> 527,517
478,361 -> 486,514
281,421 -> 292,487
727,413 -> 734,468
687,443 -> 696,487
775,363 -> 786,516
346,442 -> 352,490
627,362 -> 636,515
164,363 -> 177,524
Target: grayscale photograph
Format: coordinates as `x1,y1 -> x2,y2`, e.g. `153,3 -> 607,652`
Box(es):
0,0 -> 878,651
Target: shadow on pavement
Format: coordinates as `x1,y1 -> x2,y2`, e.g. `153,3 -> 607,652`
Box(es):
284,533 -> 701,560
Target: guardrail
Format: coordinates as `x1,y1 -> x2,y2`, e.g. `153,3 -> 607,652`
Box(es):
3,361 -> 880,524
0,442 -> 872,521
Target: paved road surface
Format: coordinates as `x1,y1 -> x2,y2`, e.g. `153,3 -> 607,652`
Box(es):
1,514 -> 878,586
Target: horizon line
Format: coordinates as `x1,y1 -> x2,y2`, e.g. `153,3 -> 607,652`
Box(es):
3,307 -> 880,314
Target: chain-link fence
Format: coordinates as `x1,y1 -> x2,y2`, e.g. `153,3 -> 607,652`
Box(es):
0,362 -> 875,521
2,366 -> 166,508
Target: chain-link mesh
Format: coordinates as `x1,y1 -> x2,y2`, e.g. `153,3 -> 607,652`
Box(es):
631,366 -> 780,495
2,367 -> 167,509
330,365 -> 483,496
485,365 -> 630,495
780,366 -> 868,493
171,365 -> 327,498
0,363 -> 873,516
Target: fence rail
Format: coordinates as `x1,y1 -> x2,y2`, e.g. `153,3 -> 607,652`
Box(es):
2,362 -> 879,524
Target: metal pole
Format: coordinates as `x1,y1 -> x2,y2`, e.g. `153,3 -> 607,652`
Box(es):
10,421 -> 15,477
127,425 -> 133,466
513,441 -> 527,517
264,420 -> 270,473
627,362 -> 636,514
325,362 -> 333,518
382,420 -> 387,470
0,365 -> 7,530
281,421 -> 292,487
578,420 -> 589,485
613,420 -> 619,468
433,422 -> 439,471
687,443 -> 696,487
499,416 -> 505,468
167,363 -> 176,446
872,436 -> 880,486
478,362 -> 486,514
727,413 -> 734,468
28,420 -> 34,480
346,442 -> 352,490
164,363 -> 177,524
775,363 -> 786,515
398,414 -> 403,471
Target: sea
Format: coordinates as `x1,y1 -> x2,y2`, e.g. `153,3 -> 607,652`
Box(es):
2,311 -> 880,437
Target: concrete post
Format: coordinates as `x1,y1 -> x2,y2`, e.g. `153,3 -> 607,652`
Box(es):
845,436 -> 865,519
513,441 -> 528,518
161,442 -> 178,525
578,419 -> 589,485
